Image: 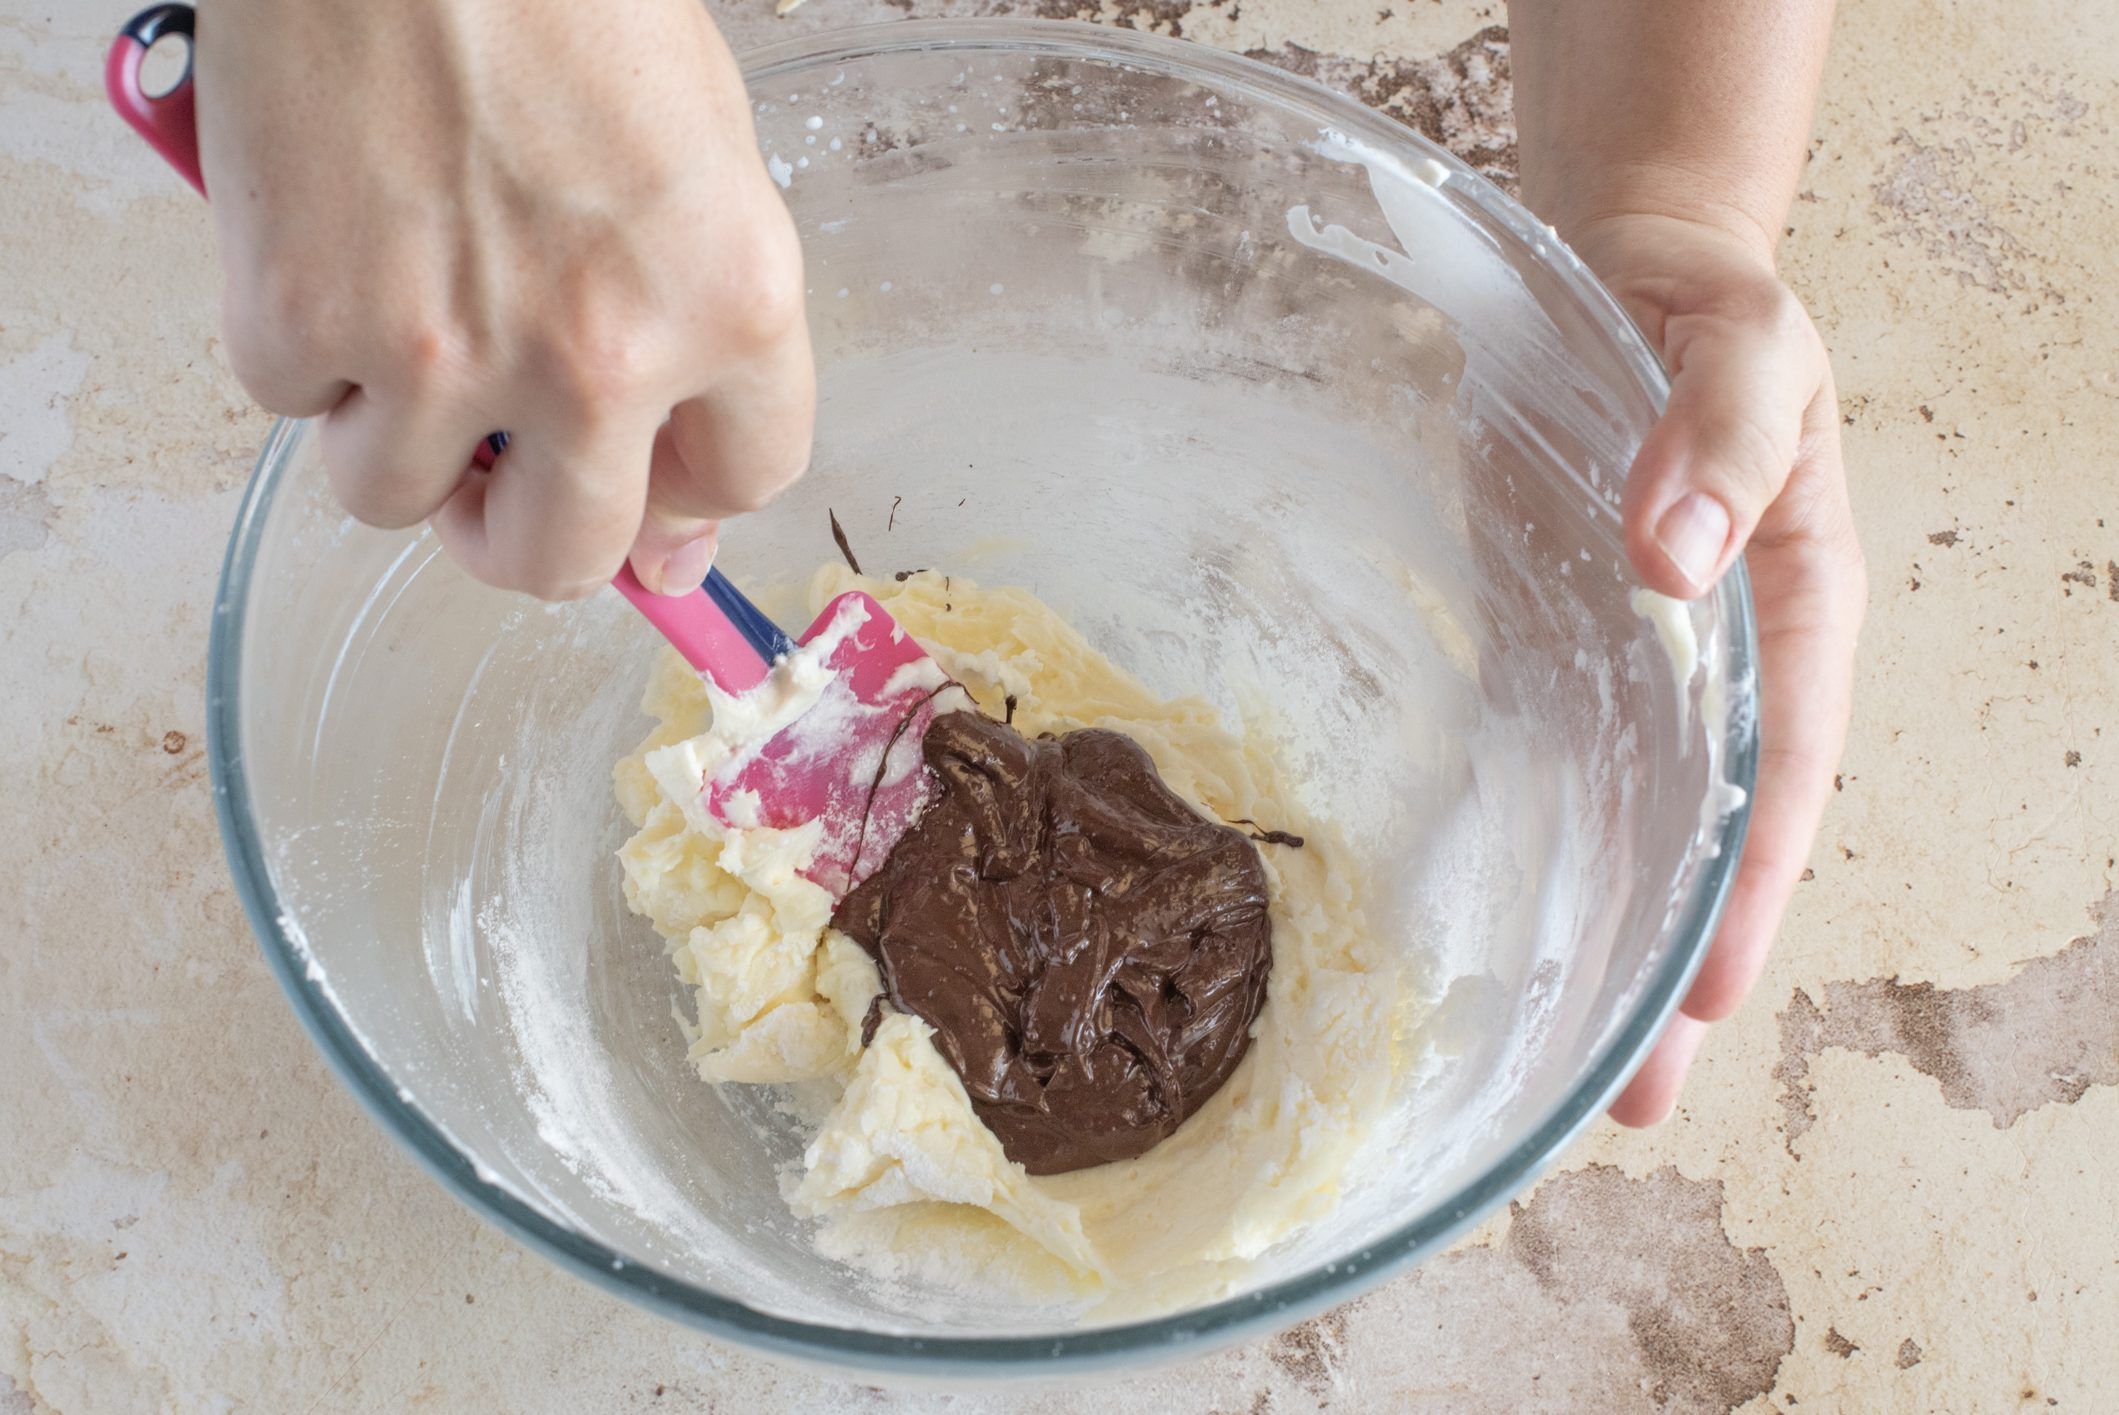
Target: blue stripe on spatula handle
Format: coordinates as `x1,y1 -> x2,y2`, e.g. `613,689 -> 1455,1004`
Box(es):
702,567 -> 796,663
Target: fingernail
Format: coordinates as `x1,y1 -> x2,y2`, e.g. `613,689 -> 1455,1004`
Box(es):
655,532 -> 717,596
1655,493 -> 1731,592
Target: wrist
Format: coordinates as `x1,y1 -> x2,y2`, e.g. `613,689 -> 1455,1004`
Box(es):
1526,156 -> 1788,270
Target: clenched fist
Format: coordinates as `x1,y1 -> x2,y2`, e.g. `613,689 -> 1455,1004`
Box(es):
197,0 -> 812,597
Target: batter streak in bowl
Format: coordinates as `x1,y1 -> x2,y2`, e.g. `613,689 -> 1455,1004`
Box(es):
614,564 -> 1401,1302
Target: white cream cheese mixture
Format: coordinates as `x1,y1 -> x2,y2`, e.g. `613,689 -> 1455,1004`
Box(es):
614,564 -> 1402,1304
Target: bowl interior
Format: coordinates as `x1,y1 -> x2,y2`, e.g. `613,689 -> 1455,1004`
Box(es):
216,22 -> 1752,1367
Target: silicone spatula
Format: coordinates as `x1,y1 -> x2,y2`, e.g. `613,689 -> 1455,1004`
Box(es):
110,4 -> 951,897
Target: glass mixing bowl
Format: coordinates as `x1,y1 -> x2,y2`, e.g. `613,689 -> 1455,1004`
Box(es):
207,20 -> 1756,1377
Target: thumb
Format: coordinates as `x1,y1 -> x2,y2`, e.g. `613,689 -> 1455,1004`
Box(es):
1623,284 -> 1825,599
627,426 -> 723,597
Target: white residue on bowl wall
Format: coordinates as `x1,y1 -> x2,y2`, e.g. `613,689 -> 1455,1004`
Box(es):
1630,587 -> 1699,736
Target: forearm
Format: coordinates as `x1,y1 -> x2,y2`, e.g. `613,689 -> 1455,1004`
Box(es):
1505,0 -> 1835,261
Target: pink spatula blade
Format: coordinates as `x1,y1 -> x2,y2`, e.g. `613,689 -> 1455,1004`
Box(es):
704,590 -> 960,899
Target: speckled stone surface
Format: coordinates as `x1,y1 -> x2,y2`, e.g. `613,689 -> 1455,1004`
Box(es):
3,0 -> 2114,1409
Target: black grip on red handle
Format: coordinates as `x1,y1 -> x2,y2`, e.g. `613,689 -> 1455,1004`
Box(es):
107,3 -> 203,193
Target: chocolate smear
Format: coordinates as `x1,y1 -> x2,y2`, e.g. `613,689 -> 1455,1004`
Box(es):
834,711 -> 1275,1174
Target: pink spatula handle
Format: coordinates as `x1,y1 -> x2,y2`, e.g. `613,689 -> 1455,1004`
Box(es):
611,565 -> 767,692
108,2 -> 769,697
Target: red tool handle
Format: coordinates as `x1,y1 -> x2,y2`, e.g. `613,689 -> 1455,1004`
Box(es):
106,4 -> 203,193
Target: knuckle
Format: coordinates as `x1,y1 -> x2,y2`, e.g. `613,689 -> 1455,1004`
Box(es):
719,227 -> 806,353
534,309 -> 658,418
378,317 -> 467,399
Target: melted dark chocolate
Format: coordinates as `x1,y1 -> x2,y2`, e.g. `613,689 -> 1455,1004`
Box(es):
832,711 -> 1275,1175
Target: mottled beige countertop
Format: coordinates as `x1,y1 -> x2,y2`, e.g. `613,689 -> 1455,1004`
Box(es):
3,0 -> 2114,1410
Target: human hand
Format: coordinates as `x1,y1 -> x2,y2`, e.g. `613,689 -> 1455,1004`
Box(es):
1574,213 -> 1867,1125
195,0 -> 810,598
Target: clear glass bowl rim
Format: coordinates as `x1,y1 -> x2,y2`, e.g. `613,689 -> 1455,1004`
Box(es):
204,17 -> 1759,1376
